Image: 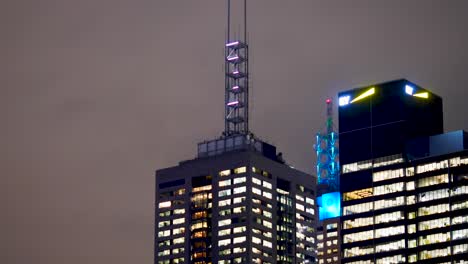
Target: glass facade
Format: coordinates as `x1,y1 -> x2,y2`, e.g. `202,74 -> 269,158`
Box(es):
341,154 -> 468,264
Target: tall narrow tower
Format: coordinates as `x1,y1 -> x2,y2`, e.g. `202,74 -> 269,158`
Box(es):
316,99 -> 340,193
224,0 -> 249,136
316,99 -> 341,264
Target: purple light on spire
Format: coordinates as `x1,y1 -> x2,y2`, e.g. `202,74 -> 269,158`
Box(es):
226,41 -> 239,47
227,101 -> 239,106
232,86 -> 240,90
227,55 -> 239,61
233,70 -> 239,75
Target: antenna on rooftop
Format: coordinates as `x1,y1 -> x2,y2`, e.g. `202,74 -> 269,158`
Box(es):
224,0 -> 249,136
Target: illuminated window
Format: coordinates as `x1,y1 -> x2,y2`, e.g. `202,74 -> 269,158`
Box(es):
158,201 -> 171,209
344,217 -> 373,229
344,246 -> 373,257
296,203 -> 305,211
343,230 -> 373,243
158,230 -> 170,237
263,220 -> 272,229
375,211 -> 404,224
408,224 -> 416,234
263,240 -> 272,248
452,200 -> 468,211
420,246 -> 450,260
158,249 -> 170,257
374,182 -> 404,196
376,254 -> 405,264
233,186 -> 246,194
374,196 -> 404,210
219,179 -> 231,187
233,177 -> 246,185
173,218 -> 184,225
419,203 -> 449,216
453,244 -> 468,255
233,206 -> 245,214
419,232 -> 450,245
262,181 -> 272,189
218,228 -> 231,236
219,169 -> 231,177
417,160 -> 448,173
233,226 -> 246,233
452,215 -> 468,225
192,185 -> 212,193
418,174 -> 448,187
173,237 -> 184,244
306,197 -> 314,205
344,188 -> 373,201
419,217 -> 449,231
343,201 -> 373,215
375,225 -> 404,238
453,229 -> 468,240
219,189 -> 231,197
233,236 -> 246,244
173,208 -> 185,215
263,191 -> 272,199
175,188 -> 185,196
218,219 -> 231,227
233,196 -> 245,204
407,195 -> 416,205
219,239 -> 230,247
233,247 -> 246,253
218,198 -> 231,207
252,187 -> 261,195
452,185 -> 468,196
158,220 -> 170,228
419,188 -> 449,202
234,166 -> 246,174
373,169 -> 404,182
252,236 -> 261,244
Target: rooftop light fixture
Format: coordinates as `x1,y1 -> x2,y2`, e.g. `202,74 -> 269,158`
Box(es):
350,87 -> 375,103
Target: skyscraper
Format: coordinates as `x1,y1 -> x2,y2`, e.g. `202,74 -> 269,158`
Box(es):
155,1 -> 317,263
155,137 -> 317,264
338,79 -> 468,263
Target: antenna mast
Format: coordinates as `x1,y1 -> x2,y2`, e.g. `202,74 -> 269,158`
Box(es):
224,0 -> 249,136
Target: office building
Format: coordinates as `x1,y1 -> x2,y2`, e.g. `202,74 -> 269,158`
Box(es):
155,2 -> 317,263
155,136 -> 317,264
338,79 -> 468,263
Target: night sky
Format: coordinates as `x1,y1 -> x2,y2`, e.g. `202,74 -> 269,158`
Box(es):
4,1 -> 468,263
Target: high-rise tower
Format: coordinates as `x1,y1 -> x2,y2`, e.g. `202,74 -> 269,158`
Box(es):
338,79 -> 468,264
154,2 -> 317,264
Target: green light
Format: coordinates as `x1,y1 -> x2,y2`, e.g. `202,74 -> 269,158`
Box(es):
413,92 -> 429,99
351,87 -> 375,103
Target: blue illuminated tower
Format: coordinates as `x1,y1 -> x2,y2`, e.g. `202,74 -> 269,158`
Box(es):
316,99 -> 341,220
316,99 -> 341,264
316,99 -> 340,192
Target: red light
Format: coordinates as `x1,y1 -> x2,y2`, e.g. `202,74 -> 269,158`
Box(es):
326,99 -> 331,104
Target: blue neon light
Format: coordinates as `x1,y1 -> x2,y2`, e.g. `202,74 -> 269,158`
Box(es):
318,192 -> 341,220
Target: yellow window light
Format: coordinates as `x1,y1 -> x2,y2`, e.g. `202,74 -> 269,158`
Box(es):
413,92 -> 429,99
351,87 -> 375,103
